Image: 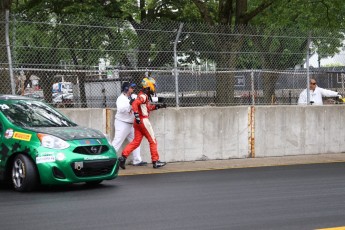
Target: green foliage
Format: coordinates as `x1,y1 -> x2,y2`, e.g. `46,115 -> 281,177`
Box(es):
251,0 -> 345,69
8,0 -> 345,71
323,63 -> 344,67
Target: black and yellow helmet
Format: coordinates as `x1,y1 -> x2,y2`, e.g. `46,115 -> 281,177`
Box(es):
141,77 -> 156,93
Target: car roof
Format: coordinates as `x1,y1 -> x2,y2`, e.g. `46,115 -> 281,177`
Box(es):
0,94 -> 33,100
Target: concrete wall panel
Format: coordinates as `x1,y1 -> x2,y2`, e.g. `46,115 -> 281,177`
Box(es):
283,106 -> 306,155
304,106 -> 326,155
255,105 -> 345,157
181,108 -> 205,161
220,107 -> 249,159
255,106 -> 306,157
60,108 -> 106,134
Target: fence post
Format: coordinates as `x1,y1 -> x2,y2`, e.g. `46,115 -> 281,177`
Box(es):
306,32 -> 311,105
5,10 -> 15,95
174,23 -> 183,107
251,70 -> 255,105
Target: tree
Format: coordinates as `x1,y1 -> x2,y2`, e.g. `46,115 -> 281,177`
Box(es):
0,0 -> 12,94
10,0 -> 129,105
8,0 -> 345,105
188,0 -> 345,104
249,0 -> 345,103
187,0 -> 274,104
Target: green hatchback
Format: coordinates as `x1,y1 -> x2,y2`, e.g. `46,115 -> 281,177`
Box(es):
0,95 -> 119,192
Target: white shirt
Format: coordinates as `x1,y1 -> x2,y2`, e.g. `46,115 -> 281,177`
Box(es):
298,86 -> 338,105
115,93 -> 136,123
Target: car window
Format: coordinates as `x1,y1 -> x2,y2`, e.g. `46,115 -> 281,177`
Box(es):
0,100 -> 77,128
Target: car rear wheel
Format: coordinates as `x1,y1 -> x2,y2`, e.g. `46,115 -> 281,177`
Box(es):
11,154 -> 38,192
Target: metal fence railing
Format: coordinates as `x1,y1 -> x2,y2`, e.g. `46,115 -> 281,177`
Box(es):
1,11 -> 345,108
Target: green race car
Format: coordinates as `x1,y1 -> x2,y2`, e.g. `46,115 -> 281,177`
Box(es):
0,95 -> 119,192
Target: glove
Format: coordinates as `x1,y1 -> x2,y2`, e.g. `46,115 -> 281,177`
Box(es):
151,96 -> 159,103
134,112 -> 140,124
129,94 -> 137,105
156,103 -> 167,109
338,94 -> 342,99
158,97 -> 165,103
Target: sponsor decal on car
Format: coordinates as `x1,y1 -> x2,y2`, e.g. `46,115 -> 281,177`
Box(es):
79,139 -> 101,145
4,129 -> 14,139
37,152 -> 55,156
84,155 -> 110,160
36,154 -> 56,164
13,132 -> 32,141
0,104 -> 9,110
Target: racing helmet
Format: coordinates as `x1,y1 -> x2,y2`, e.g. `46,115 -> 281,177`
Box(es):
141,77 -> 156,94
121,82 -> 136,92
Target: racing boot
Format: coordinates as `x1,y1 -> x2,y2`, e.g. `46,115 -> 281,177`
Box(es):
153,160 -> 167,169
118,156 -> 127,169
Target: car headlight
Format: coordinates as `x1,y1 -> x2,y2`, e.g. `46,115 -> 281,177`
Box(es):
37,133 -> 70,149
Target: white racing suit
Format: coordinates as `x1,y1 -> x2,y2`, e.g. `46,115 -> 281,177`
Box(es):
112,93 -> 143,164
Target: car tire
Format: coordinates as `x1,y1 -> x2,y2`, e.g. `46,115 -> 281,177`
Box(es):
85,180 -> 103,186
11,154 -> 38,192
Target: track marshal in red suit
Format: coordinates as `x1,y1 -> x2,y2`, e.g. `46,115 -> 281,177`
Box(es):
118,77 -> 167,169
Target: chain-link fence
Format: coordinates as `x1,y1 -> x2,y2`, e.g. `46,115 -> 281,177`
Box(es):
1,11 -> 345,108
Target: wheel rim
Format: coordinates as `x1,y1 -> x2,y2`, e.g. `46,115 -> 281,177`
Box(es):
12,159 -> 25,188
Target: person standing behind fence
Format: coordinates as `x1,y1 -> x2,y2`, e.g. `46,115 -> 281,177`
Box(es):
298,78 -> 342,105
112,82 -> 147,166
118,77 -> 167,169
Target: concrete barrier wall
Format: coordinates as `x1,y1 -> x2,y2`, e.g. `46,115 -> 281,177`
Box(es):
145,107 -> 250,162
255,105 -> 345,157
59,105 -> 345,163
60,108 -> 108,134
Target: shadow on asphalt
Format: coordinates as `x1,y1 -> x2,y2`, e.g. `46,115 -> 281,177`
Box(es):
0,181 -> 118,193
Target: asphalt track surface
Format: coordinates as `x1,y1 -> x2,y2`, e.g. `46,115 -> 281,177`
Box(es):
1,163 -> 345,230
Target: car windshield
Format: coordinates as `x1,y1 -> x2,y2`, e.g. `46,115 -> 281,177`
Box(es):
0,100 -> 77,127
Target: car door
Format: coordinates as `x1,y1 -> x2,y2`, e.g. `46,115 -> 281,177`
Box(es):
0,121 -> 6,180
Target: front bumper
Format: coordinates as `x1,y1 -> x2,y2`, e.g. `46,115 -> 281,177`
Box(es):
37,158 -> 119,185
71,159 -> 117,177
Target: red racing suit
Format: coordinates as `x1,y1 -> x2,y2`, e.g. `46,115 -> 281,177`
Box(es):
122,91 -> 160,162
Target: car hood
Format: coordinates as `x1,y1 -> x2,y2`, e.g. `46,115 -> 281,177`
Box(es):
26,126 -> 105,141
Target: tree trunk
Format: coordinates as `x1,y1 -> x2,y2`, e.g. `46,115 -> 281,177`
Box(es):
0,10 -> 12,94
215,72 -> 236,105
77,72 -> 87,108
38,70 -> 54,103
262,72 -> 278,104
136,21 -> 151,69
215,26 -> 245,106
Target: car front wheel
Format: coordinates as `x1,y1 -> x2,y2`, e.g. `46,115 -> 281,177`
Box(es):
11,154 -> 38,192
